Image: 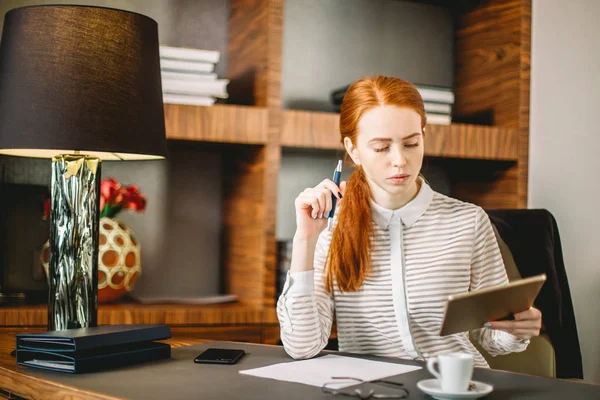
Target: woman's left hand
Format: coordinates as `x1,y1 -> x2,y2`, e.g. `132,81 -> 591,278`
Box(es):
486,307 -> 542,340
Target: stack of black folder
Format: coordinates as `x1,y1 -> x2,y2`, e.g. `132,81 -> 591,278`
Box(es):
16,324 -> 172,373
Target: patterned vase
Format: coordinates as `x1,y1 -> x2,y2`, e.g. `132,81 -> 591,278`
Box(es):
41,217 -> 142,303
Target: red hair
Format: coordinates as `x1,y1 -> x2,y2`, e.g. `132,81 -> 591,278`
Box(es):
325,75 -> 426,293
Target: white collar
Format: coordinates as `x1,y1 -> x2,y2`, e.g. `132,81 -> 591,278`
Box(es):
370,178 -> 434,229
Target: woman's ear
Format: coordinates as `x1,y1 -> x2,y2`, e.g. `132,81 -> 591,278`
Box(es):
344,137 -> 360,165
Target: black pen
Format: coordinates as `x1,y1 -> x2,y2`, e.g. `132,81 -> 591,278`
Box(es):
328,160 -> 343,231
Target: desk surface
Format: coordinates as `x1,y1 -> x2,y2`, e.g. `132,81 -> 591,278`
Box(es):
1,328 -> 599,400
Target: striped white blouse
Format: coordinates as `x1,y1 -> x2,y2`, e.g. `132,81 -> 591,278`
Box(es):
277,180 -> 529,368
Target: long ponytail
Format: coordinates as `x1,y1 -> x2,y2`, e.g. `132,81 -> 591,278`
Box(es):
326,167 -> 372,292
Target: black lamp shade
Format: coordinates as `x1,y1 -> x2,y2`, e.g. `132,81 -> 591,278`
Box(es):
0,5 -> 167,160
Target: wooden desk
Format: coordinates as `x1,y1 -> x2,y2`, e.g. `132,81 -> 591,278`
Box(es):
0,327 -> 209,399
2,328 -> 598,400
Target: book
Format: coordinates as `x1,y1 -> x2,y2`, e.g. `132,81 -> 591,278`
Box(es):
414,84 -> 454,92
160,59 -> 215,73
161,78 -> 229,98
331,84 -> 455,107
424,102 -> 452,114
17,324 -> 171,352
162,93 -> 216,106
416,86 -> 455,104
16,324 -> 172,373
18,341 -> 170,373
426,113 -> 452,125
161,71 -> 218,82
159,45 -> 220,64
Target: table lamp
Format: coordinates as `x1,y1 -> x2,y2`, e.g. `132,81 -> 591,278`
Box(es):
0,5 -> 167,330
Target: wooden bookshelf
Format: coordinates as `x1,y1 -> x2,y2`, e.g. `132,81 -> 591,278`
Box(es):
2,0 -> 532,348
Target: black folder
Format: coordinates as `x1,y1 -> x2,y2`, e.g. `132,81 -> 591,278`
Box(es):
16,324 -> 171,373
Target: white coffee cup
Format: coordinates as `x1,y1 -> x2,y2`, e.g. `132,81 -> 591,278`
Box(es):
427,352 -> 474,393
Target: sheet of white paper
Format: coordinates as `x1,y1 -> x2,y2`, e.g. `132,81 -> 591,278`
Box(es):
239,355 -> 422,389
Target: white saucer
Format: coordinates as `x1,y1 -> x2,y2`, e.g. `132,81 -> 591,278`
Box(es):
417,379 -> 493,399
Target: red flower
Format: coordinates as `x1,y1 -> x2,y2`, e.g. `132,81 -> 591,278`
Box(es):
99,178 -> 146,218
122,185 -> 147,212
100,178 -> 123,209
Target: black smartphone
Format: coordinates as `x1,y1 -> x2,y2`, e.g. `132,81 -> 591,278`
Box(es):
194,348 -> 246,365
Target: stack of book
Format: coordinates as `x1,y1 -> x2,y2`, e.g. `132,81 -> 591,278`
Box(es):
330,83 -> 454,125
414,84 -> 454,126
16,325 -> 171,373
159,45 -> 229,106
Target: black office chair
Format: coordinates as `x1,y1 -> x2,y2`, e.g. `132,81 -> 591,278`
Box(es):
485,209 -> 583,380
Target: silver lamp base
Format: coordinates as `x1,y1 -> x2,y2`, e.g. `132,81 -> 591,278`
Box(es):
48,154 -> 101,331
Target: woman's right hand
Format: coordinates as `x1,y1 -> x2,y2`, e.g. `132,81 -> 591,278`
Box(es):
294,179 -> 346,240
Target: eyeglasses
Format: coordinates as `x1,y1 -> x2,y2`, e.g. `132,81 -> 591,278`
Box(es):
322,376 -> 409,399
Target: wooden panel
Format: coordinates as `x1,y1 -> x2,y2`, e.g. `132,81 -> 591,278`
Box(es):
281,110 -> 342,150
0,303 -> 279,327
222,146 -> 266,305
261,142 -> 281,308
450,161 -> 519,209
517,0 -> 532,208
264,0 -> 284,110
227,0 -> 266,105
425,123 -> 517,160
453,0 -> 530,207
228,0 -> 282,307
260,324 -> 339,346
454,0 -> 522,129
164,104 -> 268,144
228,0 -> 282,108
261,0 -> 284,307
0,306 -> 46,328
261,324 -> 281,345
169,326 -> 262,344
282,110 -> 517,160
228,0 -> 283,107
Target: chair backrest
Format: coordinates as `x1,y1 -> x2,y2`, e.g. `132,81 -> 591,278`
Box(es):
476,223 -> 557,378
492,223 -> 522,282
485,209 -> 583,380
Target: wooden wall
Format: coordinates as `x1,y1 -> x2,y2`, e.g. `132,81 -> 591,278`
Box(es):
452,0 -> 531,209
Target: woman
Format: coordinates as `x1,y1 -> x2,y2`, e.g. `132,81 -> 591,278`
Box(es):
276,75 -> 542,368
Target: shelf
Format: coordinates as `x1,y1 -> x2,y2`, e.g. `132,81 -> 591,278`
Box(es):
282,109 -> 342,150
164,104 -> 268,145
424,123 -> 517,161
281,110 -> 518,161
0,302 -> 278,327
